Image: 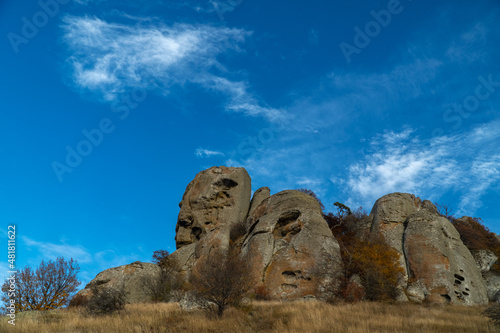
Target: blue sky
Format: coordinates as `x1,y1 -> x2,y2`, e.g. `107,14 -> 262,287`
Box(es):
1,0 -> 499,288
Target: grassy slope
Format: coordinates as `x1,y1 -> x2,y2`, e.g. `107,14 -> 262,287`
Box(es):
1,301 -> 498,333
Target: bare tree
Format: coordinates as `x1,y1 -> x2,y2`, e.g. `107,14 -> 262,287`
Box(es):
435,202 -> 454,221
143,252 -> 181,302
190,249 -> 251,317
1,257 -> 80,313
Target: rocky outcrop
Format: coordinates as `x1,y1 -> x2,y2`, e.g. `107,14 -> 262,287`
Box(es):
404,210 -> 487,305
472,250 -> 498,273
246,187 -> 270,230
171,166 -> 251,277
240,190 -> 343,300
76,168 -> 494,306
483,272 -> 500,303
470,249 -> 500,303
365,193 -> 488,305
72,261 -> 160,304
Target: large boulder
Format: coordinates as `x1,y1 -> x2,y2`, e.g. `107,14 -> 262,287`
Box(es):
367,193 -> 434,283
404,210 -> 488,305
171,166 -> 251,277
366,192 -> 488,305
72,261 -> 160,304
240,190 -> 343,300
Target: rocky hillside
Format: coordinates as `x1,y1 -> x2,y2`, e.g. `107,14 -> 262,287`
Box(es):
75,166 -> 499,306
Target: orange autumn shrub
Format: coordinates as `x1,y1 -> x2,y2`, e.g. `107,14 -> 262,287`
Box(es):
452,217 -> 500,273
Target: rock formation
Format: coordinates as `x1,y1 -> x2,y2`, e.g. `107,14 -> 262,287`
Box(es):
241,190 -> 342,300
170,166 -> 251,278
72,261 -> 160,305
363,193 -> 488,305
76,167 -> 495,306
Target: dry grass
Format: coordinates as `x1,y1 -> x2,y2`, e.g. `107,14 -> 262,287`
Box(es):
1,301 -> 499,333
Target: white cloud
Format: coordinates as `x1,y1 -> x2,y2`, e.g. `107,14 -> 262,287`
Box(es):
22,237 -> 93,264
195,148 -> 224,158
445,19 -> 492,64
341,120 -> 500,215
62,15 -> 285,122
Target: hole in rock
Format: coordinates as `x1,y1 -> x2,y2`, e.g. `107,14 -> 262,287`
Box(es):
282,271 -> 297,277
454,274 -> 465,281
192,227 -> 202,240
441,294 -> 451,303
215,178 -> 238,188
276,210 -> 301,228
179,220 -> 192,227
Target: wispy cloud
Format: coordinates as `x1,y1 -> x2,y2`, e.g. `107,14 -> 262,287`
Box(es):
61,15 -> 285,122
22,236 -> 93,264
20,236 -> 148,287
341,120 -> 500,215
195,148 -> 225,158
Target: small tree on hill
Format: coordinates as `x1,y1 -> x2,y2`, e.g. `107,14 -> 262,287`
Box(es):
333,202 -> 352,218
325,208 -> 403,303
1,257 -> 80,313
143,250 -> 181,302
190,249 -> 251,317
435,202 -> 454,221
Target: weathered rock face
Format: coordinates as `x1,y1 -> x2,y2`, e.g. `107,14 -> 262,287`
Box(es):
367,193 -> 434,283
240,190 -> 343,300
175,166 -> 251,249
472,250 -> 498,273
404,210 -> 487,305
171,166 -> 251,276
365,193 -> 488,305
483,272 -> 500,302
73,261 -> 160,304
246,187 -> 271,230
470,249 -> 500,302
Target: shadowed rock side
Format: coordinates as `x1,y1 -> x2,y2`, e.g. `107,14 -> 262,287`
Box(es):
170,166 -> 251,277
364,193 -> 488,305
241,190 -> 343,300
72,261 -> 160,305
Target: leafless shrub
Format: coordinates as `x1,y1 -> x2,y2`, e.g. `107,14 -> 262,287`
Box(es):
85,284 -> 127,316
435,202 -> 454,220
142,261 -> 181,303
190,249 -> 252,317
483,304 -> 500,327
